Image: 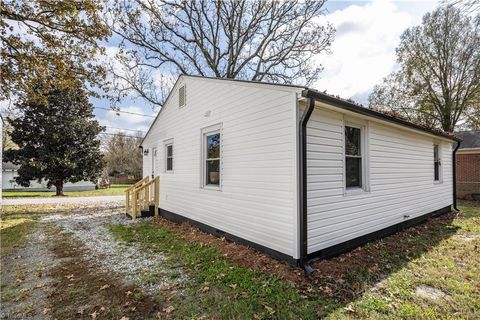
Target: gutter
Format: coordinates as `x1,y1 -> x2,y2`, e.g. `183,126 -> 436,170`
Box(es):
302,89 -> 461,143
452,140 -> 461,211
298,95 -> 315,274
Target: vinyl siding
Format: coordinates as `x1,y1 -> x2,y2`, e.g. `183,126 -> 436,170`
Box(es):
306,106 -> 453,254
142,77 -> 300,258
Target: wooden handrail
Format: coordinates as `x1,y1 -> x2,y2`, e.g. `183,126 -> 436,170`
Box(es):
125,176 -> 149,216
125,176 -> 149,192
126,176 -> 159,219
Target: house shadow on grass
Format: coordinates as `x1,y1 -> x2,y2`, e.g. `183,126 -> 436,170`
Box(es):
154,208 -> 461,317
306,211 -> 460,307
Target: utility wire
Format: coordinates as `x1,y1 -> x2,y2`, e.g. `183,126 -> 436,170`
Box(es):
95,106 -> 156,118
104,125 -> 146,133
99,132 -> 144,138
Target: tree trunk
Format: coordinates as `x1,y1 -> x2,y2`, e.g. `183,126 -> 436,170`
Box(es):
55,181 -> 64,196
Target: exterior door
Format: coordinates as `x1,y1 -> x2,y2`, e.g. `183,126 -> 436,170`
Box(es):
151,147 -> 157,178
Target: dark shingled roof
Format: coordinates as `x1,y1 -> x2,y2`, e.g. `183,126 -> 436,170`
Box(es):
302,89 -> 460,142
454,131 -> 480,149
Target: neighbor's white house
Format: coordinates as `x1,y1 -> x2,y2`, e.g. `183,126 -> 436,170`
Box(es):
2,162 -> 96,192
140,75 -> 460,270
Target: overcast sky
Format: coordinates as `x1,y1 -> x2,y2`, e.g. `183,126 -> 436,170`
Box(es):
3,0 -> 440,137
315,0 -> 438,104
95,0 -> 439,136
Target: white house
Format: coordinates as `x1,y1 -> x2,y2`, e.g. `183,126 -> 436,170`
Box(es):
2,162 -> 96,192
141,75 -> 460,271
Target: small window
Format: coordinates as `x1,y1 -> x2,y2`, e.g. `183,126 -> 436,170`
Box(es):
345,126 -> 362,188
165,144 -> 173,172
179,85 -> 186,107
204,131 -> 221,187
434,144 -> 440,181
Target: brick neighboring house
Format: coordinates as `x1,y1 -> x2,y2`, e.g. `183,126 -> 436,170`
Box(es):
455,131 -> 480,200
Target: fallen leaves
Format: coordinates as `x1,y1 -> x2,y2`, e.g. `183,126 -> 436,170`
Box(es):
264,305 -> 275,315
99,284 -> 111,291
163,306 -> 175,314
319,286 -> 333,295
344,305 -> 356,313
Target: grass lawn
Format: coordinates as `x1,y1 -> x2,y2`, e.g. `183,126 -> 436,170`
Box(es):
110,223 -> 333,319
1,201 -> 478,319
2,184 -> 132,198
0,205 -> 62,256
110,201 -> 480,319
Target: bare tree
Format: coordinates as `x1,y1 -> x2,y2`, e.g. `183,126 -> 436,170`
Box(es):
443,0 -> 480,15
369,5 -> 480,132
108,0 -> 334,107
103,132 -> 143,179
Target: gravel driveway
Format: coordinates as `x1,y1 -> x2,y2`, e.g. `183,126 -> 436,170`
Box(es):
2,195 -> 124,206
1,203 -> 183,319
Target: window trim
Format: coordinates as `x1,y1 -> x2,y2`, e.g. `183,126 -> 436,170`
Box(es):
343,118 -> 369,195
201,124 -> 222,190
433,143 -> 443,183
163,138 -> 174,173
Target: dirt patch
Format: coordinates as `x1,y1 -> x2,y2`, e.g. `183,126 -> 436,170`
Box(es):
46,228 -> 163,319
0,224 -> 58,319
415,285 -> 450,301
153,217 -> 307,285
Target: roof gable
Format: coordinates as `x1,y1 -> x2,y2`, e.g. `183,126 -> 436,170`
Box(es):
140,75 -> 304,145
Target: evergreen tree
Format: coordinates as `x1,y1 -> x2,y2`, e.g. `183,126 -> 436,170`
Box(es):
4,80 -> 104,195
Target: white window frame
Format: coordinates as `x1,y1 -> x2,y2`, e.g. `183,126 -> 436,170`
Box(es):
201,123 -> 222,190
179,84 -> 186,108
433,143 -> 443,183
343,117 -> 369,195
164,139 -> 174,173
